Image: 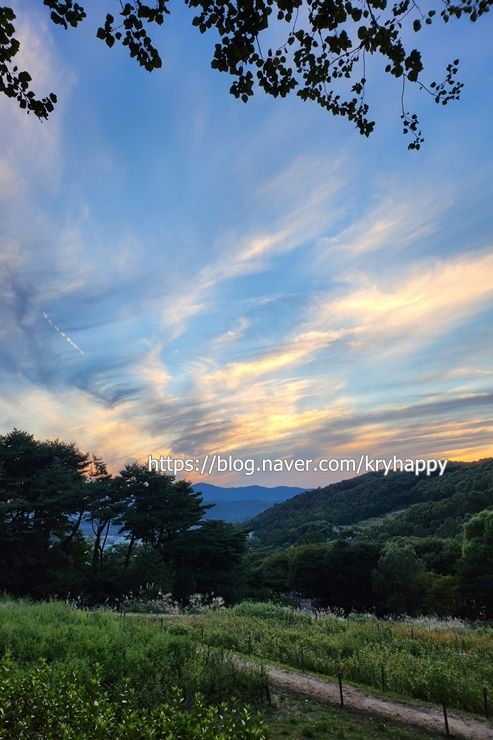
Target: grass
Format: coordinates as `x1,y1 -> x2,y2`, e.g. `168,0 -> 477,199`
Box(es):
160,602 -> 493,716
266,691 -> 432,739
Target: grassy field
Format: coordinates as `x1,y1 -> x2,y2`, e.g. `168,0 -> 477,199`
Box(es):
1,599 -> 491,738
0,599 -> 441,739
160,602 -> 493,716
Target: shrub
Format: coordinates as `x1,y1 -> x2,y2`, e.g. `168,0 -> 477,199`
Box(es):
0,653 -> 267,739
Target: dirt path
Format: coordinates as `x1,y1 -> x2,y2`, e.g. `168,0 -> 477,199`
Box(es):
255,661 -> 493,739
127,614 -> 492,738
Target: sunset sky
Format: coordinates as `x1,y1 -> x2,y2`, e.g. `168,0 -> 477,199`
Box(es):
1,2 -> 493,486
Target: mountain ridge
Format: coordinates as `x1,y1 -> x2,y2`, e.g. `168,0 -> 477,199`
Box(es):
194,482 -> 305,522
248,458 -> 493,546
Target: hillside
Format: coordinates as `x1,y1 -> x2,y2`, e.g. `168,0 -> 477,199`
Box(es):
248,459 -> 493,546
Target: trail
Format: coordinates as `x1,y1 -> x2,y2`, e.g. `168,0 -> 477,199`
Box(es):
254,661 -> 493,739
127,613 -> 493,738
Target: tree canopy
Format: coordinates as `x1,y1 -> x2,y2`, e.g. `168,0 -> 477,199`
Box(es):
0,429 -> 247,603
0,0 -> 491,148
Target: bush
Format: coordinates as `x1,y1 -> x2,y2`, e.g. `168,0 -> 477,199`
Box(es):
0,653 -> 267,739
0,601 -> 266,708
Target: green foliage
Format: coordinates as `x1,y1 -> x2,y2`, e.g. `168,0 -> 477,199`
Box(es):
366,467 -> 493,540
247,464 -> 493,618
0,600 -> 268,712
187,519 -> 249,601
291,540 -> 381,611
372,543 -> 424,614
0,429 -> 247,604
249,459 -> 493,547
233,600 -> 314,624
0,653 -> 266,739
0,429 -> 91,596
169,603 -> 493,715
458,507 -> 493,616
2,0 -> 493,146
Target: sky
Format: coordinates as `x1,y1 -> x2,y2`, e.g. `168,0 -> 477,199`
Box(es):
1,1 -> 493,486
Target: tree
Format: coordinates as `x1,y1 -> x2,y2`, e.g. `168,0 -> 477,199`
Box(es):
1,0 -> 491,149
85,456 -> 123,570
0,429 -> 90,595
372,542 -> 424,614
116,463 -> 207,567
180,519 -> 248,602
290,540 -> 381,609
458,507 -> 493,617
257,548 -> 293,593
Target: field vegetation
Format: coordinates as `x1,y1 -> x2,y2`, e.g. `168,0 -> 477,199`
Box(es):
162,602 -> 493,716
0,599 -> 267,739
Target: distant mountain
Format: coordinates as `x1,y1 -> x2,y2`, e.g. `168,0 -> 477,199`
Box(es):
193,483 -> 305,522
248,459 -> 493,546
77,484 -> 304,542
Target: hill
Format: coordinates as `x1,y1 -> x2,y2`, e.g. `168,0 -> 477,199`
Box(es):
248,459 -> 493,546
193,483 -> 304,522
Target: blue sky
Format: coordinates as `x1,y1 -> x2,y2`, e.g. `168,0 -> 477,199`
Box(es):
1,1 -> 493,485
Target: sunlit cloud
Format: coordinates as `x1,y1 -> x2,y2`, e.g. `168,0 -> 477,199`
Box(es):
208,329 -> 345,386
0,384 -> 164,472
312,248 -> 493,354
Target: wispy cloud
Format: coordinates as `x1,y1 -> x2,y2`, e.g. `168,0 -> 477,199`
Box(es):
315,248 -> 493,352
316,186 -> 452,259
160,155 -> 347,337
207,329 -> 345,386
212,317 -> 251,351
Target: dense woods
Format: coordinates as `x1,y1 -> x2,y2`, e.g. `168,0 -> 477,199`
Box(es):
249,459 -> 493,545
247,459 -> 493,617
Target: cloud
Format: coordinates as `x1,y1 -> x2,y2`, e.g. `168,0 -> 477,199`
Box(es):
160,155 -> 347,337
0,382 -> 161,470
311,248 -> 493,355
212,317 -> 251,351
0,11 -> 72,199
207,329 -> 345,386
316,186 -> 452,260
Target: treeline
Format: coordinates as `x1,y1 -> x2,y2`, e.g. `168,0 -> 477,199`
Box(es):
247,517 -> 493,617
2,428 -> 492,619
0,430 -> 246,603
